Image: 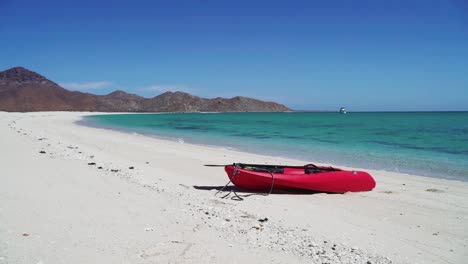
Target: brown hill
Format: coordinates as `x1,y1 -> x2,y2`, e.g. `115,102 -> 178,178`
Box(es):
0,67 -> 291,112
144,92 -> 290,112
97,90 -> 145,112
0,67 -> 97,111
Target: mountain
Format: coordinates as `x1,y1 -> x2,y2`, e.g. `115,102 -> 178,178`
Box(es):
140,91 -> 290,112
0,67 -> 291,112
0,67 -> 98,111
97,90 -> 145,112
0,66 -> 58,88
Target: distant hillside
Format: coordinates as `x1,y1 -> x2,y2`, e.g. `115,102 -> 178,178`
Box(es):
0,67 -> 290,112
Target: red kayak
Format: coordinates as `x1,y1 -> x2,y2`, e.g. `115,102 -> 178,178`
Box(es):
224,163 -> 376,193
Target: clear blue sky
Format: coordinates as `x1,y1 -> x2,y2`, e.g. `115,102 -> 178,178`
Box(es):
1,0 -> 467,111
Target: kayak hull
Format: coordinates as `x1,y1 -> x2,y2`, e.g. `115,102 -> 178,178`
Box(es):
224,165 -> 376,193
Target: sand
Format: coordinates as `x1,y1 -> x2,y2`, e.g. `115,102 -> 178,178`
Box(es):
0,112 -> 467,264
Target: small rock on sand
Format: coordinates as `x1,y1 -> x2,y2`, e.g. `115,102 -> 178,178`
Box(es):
253,224 -> 263,230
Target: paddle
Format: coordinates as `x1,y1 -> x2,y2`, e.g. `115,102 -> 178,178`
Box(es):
204,163 -> 340,173
204,163 -> 319,169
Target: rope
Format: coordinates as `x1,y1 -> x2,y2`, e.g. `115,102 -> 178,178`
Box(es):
215,164 -> 276,201
263,170 -> 275,196
215,164 -> 244,201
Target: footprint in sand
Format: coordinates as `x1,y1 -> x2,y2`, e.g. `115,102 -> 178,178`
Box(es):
140,241 -> 194,260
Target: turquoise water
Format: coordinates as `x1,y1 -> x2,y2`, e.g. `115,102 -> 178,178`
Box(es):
82,112 -> 468,181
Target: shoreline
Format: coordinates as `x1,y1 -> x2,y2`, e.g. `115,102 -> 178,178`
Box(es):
1,112 -> 467,263
80,113 -> 468,182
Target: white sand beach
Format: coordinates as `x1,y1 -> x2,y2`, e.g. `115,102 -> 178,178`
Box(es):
1,112 -> 467,264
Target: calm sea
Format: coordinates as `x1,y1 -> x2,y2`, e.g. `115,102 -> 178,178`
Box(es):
81,112 -> 468,181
